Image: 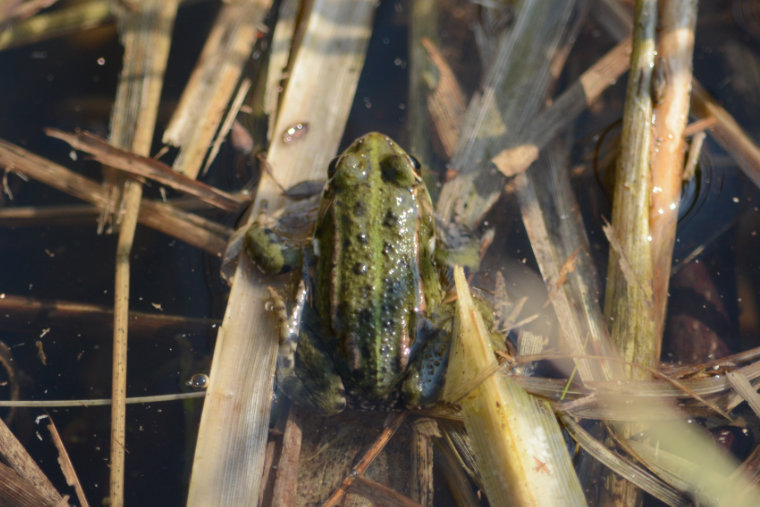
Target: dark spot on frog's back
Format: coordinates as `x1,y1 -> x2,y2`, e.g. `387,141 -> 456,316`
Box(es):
353,201 -> 366,217
383,277 -> 401,296
356,232 -> 368,244
383,211 -> 398,228
339,213 -> 353,229
356,308 -> 374,331
353,262 -> 367,275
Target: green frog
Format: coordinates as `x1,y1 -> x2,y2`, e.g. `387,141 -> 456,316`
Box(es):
246,132 -> 463,414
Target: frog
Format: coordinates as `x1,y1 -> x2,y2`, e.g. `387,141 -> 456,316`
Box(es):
245,132 -> 464,414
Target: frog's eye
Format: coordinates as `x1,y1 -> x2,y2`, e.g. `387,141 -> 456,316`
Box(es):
381,155 -> 416,187
327,156 -> 340,179
410,156 -> 422,172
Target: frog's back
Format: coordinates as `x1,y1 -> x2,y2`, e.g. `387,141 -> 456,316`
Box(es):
312,133 -> 441,407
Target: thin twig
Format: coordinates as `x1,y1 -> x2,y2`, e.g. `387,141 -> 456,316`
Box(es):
44,415 -> 89,507
0,392 -> 205,408
322,412 -> 407,507
107,2 -> 178,504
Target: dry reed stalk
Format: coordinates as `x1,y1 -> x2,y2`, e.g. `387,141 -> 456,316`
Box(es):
560,415 -> 686,505
186,1 -> 376,504
106,2 -> 178,505
420,37 -> 466,158
0,418 -> 64,505
408,0 -> 439,169
268,408 -> 302,506
264,0 -> 300,136
44,416 -> 89,507
0,203 -> 101,224
603,0 -> 657,378
492,36 -> 632,177
0,0 -> 57,25
0,392 -> 204,409
322,413 -> 407,507
0,292 -> 217,335
203,78 -> 252,176
513,146 -> 618,384
410,419 -> 436,507
649,0 -> 698,355
0,0 -> 111,49
0,462 -> 62,507
436,0 -> 579,228
163,0 -> 270,179
45,128 -> 248,212
0,140 -> 229,254
444,267 -> 586,506
347,476 -> 421,507
691,82 -> 760,187
600,1 -> 657,504
595,0 -> 760,190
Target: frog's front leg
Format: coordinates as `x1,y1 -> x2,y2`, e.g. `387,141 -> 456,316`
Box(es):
269,282 -> 347,415
245,226 -> 302,274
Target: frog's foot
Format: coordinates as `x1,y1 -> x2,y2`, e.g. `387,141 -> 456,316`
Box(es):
268,285 -> 347,415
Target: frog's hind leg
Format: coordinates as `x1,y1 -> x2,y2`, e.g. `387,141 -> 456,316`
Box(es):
402,314 -> 453,408
269,284 -> 346,415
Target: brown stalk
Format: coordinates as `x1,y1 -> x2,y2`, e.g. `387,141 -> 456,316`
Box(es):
691,81 -> 760,187
349,476 -> 422,507
322,412 -> 407,507
0,140 -> 229,255
0,462 -> 63,507
604,0 -> 657,377
0,0 -> 58,27
45,416 -> 89,507
0,0 -> 111,50
162,0 -> 266,179
595,0 -> 760,193
0,418 -> 64,505
492,36 -> 633,177
601,1 -> 657,504
420,37 -> 466,158
649,0 -> 698,353
45,128 -> 248,212
107,2 -> 178,505
269,408 -> 303,507
0,293 -> 217,336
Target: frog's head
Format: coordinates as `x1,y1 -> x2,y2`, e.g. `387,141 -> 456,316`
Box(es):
327,132 -> 423,191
